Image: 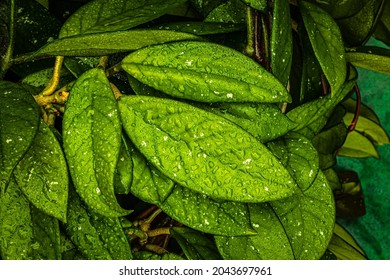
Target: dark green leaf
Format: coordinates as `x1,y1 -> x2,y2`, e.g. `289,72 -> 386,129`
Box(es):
59,0 -> 187,38
171,227 -> 222,260
114,136 -> 133,195
119,95 -> 297,203
338,130 -> 379,158
305,0 -> 366,19
0,81 -> 39,191
300,1 -> 346,96
13,120 -> 69,222
345,47 -> 390,75
336,0 -> 383,47
65,188 -> 132,260
189,0 -> 225,17
373,0 -> 390,45
323,168 -> 341,191
343,112 -> 389,146
63,68 -> 129,217
327,224 -> 367,260
204,103 -> 296,142
133,251 -> 185,260
267,132 -> 319,191
155,22 -> 245,35
271,0 -> 293,86
64,57 -> 100,78
29,30 -> 202,59
341,98 -> 381,125
129,146 -> 255,236
215,203 -> 294,260
128,75 -> 168,98
122,41 -> 291,103
205,0 -> 247,23
0,0 -> 12,78
240,0 -> 266,11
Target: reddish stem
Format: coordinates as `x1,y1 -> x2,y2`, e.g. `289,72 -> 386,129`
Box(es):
348,84 -> 361,132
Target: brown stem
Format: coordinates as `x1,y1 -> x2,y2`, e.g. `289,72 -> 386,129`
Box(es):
347,84 -> 361,132
147,227 -> 171,238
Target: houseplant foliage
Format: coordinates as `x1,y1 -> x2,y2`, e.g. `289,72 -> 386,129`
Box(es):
0,0 -> 389,260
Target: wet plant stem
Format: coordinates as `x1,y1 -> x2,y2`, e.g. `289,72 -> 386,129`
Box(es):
348,84 -> 361,132
41,56 -> 64,96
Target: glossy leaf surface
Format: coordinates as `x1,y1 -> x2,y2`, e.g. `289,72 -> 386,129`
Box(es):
346,47 -> 390,75
122,41 -> 291,103
0,81 -> 39,191
119,95 -> 297,203
59,0 -> 187,38
156,22 -> 244,35
63,68 -> 129,217
301,1 -> 346,96
14,120 -> 69,222
338,130 -> 379,159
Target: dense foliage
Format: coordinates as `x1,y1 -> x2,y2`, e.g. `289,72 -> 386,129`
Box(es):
0,0 -> 389,260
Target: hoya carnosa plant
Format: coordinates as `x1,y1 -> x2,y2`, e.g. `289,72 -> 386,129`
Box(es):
0,0 -> 389,260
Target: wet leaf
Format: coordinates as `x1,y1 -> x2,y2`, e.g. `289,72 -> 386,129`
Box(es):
133,251 -> 185,260
341,98 -> 381,125
13,120 -> 69,222
119,95 -> 297,203
63,68 -> 129,217
204,103 -> 296,142
323,168 -> 341,191
205,0 -> 247,23
122,41 -> 291,103
300,1 -> 346,96
343,112 -> 389,146
65,188 -> 132,260
338,130 -> 379,159
0,81 -> 39,191
373,0 -> 390,45
304,0 -> 366,19
215,203 -> 294,260
345,47 -> 390,75
267,132 -> 319,191
336,0 -> 383,47
327,224 -> 367,260
189,0 -> 225,17
156,22 -> 244,35
240,0 -> 266,11
270,0 -> 293,86
171,227 -> 222,260
30,30 -> 202,59
114,136 -> 133,195
129,146 -> 255,236
59,0 -> 187,38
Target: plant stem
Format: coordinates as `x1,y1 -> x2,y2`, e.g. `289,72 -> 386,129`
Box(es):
105,63 -> 123,77
0,0 -> 15,79
144,244 -> 168,255
347,84 -> 361,132
147,227 -> 171,238
244,7 -> 255,58
135,208 -> 163,232
41,56 -> 64,96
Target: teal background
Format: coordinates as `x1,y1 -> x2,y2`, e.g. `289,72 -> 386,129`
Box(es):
336,38 -> 390,260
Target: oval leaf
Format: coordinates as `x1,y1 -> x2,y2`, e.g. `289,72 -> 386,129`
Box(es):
338,130 -> 379,159
270,0 -> 293,86
30,30 -> 202,59
300,1 -> 346,96
129,145 -> 255,236
59,0 -> 187,38
345,47 -> 390,75
14,120 -> 69,222
122,41 -> 291,103
119,95 -> 297,203
63,68 -> 129,217
0,81 -> 39,191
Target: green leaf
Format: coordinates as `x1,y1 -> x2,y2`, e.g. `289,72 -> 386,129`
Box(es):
338,130 -> 379,159
119,95 -> 297,203
270,0 -> 293,86
373,0 -> 390,45
0,178 -> 34,259
336,0 -> 383,47
64,57 -> 100,78
0,81 -> 39,191
304,0 -> 366,19
0,0 -> 13,78
122,41 -> 291,103
129,146 -> 255,236
345,47 -> 390,75
323,168 -> 341,191
267,132 -> 319,191
341,98 -> 381,125
63,68 -> 129,217
287,79 -> 355,132
156,22 -> 245,35
240,0 -> 266,11
0,179 -> 61,260
30,205 -> 61,260
114,136 -> 133,195
327,224 -> 367,260
300,1 -> 346,96
59,0 -> 187,38
343,112 -> 389,146
65,188 -> 132,260
29,30 -> 202,59
189,0 -> 225,17
128,75 -> 168,98
205,0 -> 247,23
215,203 -> 294,260
171,227 -> 222,260
204,103 -> 296,142
13,120 -> 69,222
